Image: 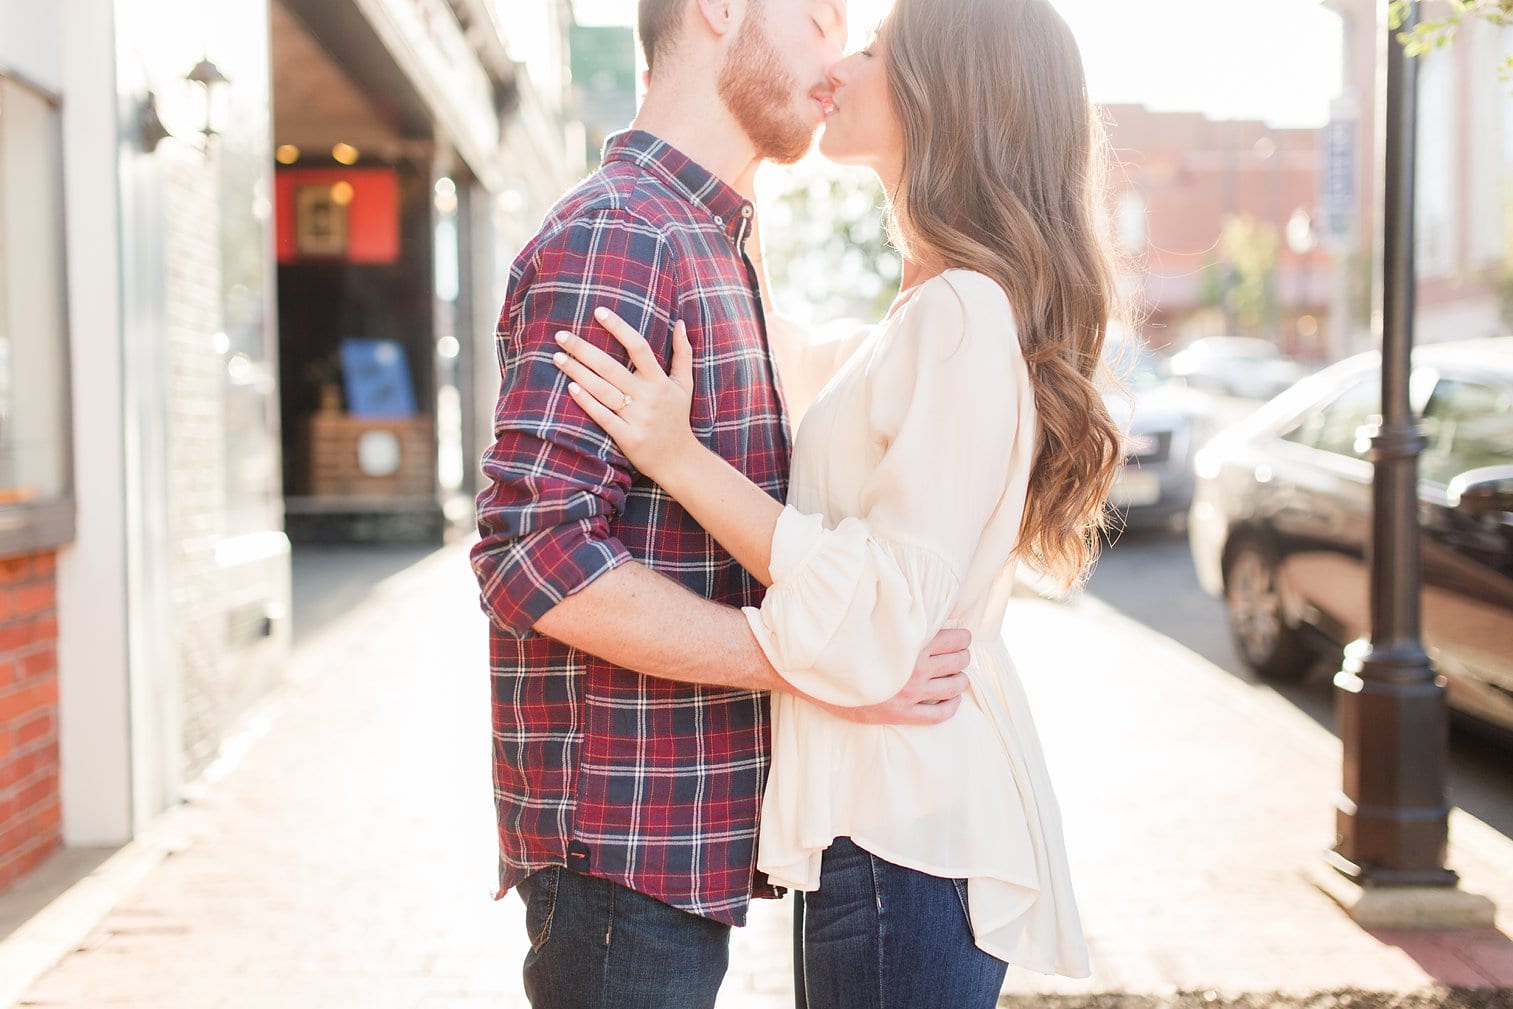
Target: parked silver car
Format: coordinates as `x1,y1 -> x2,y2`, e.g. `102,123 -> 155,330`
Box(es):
1170,336 -> 1308,401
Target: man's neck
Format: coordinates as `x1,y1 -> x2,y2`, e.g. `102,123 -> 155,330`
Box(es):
632,77 -> 763,199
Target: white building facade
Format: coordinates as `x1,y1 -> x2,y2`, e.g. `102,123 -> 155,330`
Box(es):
0,0 -> 577,894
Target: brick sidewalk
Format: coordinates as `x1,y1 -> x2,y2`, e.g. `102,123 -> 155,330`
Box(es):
14,543 -> 525,1009
994,595 -> 1513,997
8,539 -> 1513,1007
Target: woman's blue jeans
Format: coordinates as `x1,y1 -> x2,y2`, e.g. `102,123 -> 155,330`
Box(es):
793,837 -> 1008,1009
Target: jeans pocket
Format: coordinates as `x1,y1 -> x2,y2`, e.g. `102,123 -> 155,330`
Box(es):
524,867 -> 561,954
951,877 -> 972,929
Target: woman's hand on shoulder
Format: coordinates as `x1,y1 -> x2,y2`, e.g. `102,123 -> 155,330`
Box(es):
553,308 -> 701,482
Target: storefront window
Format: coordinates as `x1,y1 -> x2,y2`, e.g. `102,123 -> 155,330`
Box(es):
0,73 -> 73,550
212,14 -> 280,538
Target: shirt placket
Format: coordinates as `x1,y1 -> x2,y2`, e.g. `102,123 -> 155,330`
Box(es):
733,203 -> 793,461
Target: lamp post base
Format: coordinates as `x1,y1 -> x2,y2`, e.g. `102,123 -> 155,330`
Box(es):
1332,638 -> 1458,883
1305,859 -> 1496,929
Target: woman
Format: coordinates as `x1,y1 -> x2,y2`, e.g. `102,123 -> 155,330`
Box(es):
551,0 -> 1123,1003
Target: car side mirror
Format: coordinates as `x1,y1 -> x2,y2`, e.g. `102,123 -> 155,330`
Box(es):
1446,465 -> 1513,519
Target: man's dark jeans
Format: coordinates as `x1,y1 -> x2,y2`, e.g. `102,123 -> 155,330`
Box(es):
516,867 -> 730,1009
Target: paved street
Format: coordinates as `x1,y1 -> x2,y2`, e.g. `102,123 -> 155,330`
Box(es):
1086,526 -> 1513,840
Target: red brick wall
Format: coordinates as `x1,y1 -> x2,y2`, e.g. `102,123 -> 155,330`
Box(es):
0,550 -> 61,892
1101,103 -> 1329,352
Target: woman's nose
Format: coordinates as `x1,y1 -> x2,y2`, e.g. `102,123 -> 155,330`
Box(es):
825,57 -> 850,89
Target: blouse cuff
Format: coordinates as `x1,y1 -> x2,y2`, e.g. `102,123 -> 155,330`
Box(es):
768,505 -> 829,583
746,508 -> 962,707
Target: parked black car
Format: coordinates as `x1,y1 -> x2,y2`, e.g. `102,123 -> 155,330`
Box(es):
1104,334 -> 1210,529
1189,338 -> 1513,741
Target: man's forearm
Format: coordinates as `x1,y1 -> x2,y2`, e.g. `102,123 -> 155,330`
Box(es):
532,561 -> 784,692
532,556 -> 973,727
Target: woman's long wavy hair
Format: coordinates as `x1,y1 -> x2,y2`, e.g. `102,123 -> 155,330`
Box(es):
883,0 -> 1126,592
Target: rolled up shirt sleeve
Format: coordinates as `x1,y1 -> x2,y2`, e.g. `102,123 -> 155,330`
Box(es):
742,276 -> 1026,706
471,210 -> 680,638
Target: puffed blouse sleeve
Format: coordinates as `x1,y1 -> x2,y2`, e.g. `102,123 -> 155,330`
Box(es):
742,274 -> 1030,706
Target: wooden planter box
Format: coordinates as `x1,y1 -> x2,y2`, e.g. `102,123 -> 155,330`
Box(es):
305,413 -> 436,499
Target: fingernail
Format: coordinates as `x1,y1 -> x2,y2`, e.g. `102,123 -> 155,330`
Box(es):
594,307 -> 609,320
555,331 -> 570,345
568,382 -> 581,394
553,352 -> 567,366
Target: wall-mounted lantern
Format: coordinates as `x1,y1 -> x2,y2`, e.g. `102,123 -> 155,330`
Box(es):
185,56 -> 231,145
138,55 -> 232,155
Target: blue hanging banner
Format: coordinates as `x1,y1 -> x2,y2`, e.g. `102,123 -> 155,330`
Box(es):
340,338 -> 418,418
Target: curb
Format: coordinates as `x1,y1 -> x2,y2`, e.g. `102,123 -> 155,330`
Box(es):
0,820 -> 187,1009
997,989 -> 1513,1008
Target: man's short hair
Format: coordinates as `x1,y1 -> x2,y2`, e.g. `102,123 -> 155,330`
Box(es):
638,0 -> 685,72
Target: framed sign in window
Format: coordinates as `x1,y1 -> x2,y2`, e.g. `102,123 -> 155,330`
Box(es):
0,72 -> 75,552
293,184 -> 348,257
275,169 -> 399,264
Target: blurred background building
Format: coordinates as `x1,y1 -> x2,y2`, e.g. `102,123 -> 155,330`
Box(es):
1326,0 -> 1512,355
1109,0 -> 1513,365
569,22 -> 637,168
0,0 -> 607,895
1103,107 -> 1330,359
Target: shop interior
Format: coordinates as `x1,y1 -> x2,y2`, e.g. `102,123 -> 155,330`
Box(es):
268,0 -> 452,541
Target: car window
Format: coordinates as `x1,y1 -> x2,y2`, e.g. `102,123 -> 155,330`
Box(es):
1282,377 -> 1380,457
1420,378 -> 1513,484
1103,340 -> 1163,392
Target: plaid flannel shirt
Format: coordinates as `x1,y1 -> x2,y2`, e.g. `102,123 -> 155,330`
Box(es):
470,131 -> 791,926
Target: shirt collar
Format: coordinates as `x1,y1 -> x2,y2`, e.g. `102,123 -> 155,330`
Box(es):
602,130 -> 755,245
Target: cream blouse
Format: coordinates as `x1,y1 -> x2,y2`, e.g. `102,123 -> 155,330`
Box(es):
744,269 -> 1091,978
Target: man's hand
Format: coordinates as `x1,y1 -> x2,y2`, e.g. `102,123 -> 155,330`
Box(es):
816,629 -> 973,726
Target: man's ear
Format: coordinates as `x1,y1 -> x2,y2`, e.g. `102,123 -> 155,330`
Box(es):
691,0 -> 738,39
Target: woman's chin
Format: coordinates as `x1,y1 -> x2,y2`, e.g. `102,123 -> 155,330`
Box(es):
817,130 -> 865,166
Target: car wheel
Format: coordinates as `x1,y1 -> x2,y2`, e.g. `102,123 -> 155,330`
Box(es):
1223,539 -> 1313,680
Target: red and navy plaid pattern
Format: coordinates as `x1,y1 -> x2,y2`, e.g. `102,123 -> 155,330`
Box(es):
470,131 -> 791,926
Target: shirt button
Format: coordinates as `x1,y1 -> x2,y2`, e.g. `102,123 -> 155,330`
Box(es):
741,206 -> 753,218
714,215 -> 725,226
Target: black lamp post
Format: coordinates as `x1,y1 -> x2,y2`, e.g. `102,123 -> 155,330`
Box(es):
1325,0 -> 1455,890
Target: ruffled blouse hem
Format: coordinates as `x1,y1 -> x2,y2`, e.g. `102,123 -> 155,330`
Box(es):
759,834 -> 1090,979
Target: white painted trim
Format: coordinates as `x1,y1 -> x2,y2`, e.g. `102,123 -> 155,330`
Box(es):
0,6 -> 62,95
348,0 -> 505,190
56,0 -> 134,847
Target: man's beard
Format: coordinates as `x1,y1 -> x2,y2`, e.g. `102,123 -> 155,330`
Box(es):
717,7 -> 815,165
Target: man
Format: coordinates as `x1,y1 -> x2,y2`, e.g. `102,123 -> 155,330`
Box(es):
470,2 -> 970,1004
